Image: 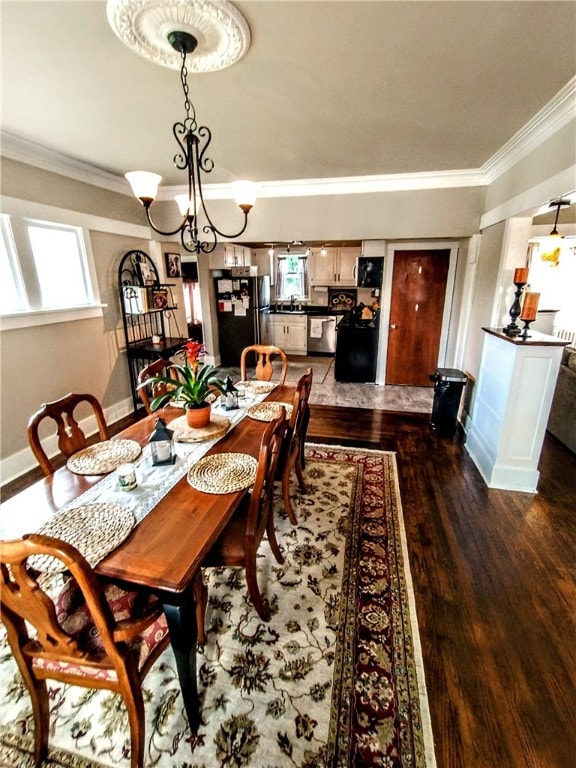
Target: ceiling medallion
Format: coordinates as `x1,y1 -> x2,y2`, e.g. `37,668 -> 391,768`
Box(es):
106,0 -> 251,71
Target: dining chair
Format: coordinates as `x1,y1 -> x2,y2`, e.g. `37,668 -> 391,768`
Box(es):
27,393 -> 110,477
0,533 -> 170,768
278,368 -> 313,525
137,358 -> 180,414
195,408 -> 286,644
240,344 -> 288,386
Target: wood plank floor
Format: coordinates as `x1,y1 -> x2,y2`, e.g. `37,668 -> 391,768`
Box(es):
2,405 -> 575,767
307,405 -> 576,768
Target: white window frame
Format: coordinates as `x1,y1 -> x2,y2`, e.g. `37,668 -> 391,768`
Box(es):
0,198 -> 106,331
0,214 -> 27,313
275,254 -> 309,300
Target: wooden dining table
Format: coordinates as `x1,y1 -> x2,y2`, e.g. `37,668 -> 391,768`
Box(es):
0,384 -> 296,731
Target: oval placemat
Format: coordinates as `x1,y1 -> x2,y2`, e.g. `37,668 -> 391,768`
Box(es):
187,453 -> 258,494
170,413 -> 231,443
66,439 -> 142,475
246,402 -> 292,422
238,380 -> 276,395
31,502 -> 136,573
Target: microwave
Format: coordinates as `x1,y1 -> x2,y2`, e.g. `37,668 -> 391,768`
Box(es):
357,257 -> 383,288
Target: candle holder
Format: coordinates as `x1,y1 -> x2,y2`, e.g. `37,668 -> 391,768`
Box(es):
520,319 -> 535,339
504,280 -> 526,336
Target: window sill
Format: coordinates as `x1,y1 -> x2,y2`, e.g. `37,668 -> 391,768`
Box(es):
0,304 -> 107,331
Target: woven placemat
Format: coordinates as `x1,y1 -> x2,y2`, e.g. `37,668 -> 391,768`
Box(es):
238,380 -> 276,395
66,439 -> 142,475
187,453 -> 258,494
170,413 -> 231,443
31,503 -> 136,573
246,401 -> 293,422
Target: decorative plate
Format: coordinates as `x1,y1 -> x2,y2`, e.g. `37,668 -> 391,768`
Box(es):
171,413 -> 231,443
246,402 -> 293,422
187,453 -> 258,494
238,381 -> 276,394
66,440 -> 142,475
31,503 -> 136,573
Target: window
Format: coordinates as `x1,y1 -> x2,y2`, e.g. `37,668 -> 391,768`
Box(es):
0,216 -> 26,313
275,254 -> 309,300
1,211 -> 102,329
27,222 -> 92,308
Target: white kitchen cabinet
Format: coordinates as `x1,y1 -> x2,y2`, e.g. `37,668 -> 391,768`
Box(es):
265,314 -> 307,355
208,244 -> 252,269
309,247 -> 361,286
252,248 -> 273,278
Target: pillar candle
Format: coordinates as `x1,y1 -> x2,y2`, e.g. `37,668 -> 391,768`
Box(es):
520,292 -> 540,321
513,267 -> 529,284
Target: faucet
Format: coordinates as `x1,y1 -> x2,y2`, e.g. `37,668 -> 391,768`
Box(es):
290,295 -> 295,310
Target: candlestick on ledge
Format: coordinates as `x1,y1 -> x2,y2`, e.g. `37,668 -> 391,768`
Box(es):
504,268 -> 529,336
519,291 -> 540,338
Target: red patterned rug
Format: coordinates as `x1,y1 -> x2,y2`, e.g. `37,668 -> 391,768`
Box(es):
0,445 -> 435,767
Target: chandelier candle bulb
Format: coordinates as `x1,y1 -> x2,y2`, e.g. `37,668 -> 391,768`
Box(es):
520,292 -> 540,321
513,267 -> 529,284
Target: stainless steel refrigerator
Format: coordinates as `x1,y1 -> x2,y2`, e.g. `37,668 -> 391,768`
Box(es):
214,271 -> 270,366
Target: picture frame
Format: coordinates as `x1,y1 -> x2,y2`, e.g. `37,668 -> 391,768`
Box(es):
165,252 -> 181,278
151,287 -> 169,310
137,259 -> 156,286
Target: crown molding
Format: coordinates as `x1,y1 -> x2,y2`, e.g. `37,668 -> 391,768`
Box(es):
1,133 -> 129,195
2,76 -> 574,201
481,76 -> 576,182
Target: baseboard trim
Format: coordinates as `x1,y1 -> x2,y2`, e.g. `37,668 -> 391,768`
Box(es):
0,397 -> 134,488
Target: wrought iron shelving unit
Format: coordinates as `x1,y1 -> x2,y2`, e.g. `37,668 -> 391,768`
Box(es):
118,250 -> 184,412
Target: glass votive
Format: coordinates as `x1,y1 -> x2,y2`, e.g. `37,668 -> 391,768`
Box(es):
117,462 -> 137,491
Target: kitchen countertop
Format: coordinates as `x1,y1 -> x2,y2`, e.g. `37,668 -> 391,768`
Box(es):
267,305 -> 345,316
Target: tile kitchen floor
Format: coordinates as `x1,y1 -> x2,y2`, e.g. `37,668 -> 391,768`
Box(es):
305,355 -> 434,412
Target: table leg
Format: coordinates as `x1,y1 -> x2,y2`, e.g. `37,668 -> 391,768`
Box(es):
161,592 -> 201,731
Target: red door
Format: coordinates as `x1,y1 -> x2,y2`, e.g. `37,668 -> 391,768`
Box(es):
386,250 -> 450,386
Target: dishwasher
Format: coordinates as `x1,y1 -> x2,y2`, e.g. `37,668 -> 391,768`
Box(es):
307,315 -> 337,354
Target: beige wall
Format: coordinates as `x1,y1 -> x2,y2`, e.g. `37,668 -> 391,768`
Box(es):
1,158 -> 146,224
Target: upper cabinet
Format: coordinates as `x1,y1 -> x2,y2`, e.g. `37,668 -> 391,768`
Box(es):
252,248 -> 273,277
208,244 -> 252,270
309,247 -> 361,286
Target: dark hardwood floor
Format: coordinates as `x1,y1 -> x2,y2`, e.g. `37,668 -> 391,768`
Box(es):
307,405 -> 576,768
2,405 -> 575,767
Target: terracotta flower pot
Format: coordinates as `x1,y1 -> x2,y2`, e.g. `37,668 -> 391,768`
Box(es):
185,403 -> 211,429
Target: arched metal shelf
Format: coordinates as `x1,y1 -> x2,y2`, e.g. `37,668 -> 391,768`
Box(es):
118,250 -> 184,412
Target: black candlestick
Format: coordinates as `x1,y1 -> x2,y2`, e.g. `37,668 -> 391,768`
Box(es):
504,281 -> 526,336
520,318 -> 535,338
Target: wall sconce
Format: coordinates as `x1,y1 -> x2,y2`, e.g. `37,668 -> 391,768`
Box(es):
149,417 -> 176,465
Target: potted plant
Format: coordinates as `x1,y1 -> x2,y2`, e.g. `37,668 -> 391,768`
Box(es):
139,341 -> 226,428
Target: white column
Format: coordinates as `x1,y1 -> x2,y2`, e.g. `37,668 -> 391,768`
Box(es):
466,328 -> 565,492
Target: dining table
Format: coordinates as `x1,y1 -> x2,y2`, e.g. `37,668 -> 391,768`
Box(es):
0,383 -> 296,731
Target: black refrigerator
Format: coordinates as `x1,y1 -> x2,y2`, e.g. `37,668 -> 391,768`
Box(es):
214,270 -> 270,366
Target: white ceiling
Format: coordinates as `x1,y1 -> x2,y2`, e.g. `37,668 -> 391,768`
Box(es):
2,0 -> 576,196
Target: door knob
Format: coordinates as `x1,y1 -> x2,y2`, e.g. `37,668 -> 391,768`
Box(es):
390,323 -> 397,329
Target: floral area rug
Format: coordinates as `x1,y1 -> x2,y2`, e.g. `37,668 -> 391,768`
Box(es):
0,445 -> 435,768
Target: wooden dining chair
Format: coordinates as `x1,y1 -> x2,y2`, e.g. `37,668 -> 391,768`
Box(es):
278,368 -> 314,525
137,358 -> 180,414
240,344 -> 288,386
0,533 -> 170,768
27,393 -> 110,477
195,409 -> 286,644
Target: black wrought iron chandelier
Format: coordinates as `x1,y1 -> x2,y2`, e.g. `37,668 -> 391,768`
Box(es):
125,30 -> 256,255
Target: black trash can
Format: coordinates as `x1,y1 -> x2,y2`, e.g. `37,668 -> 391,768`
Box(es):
429,368 -> 467,437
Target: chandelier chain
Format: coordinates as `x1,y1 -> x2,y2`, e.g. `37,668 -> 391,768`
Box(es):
179,47 -> 195,130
